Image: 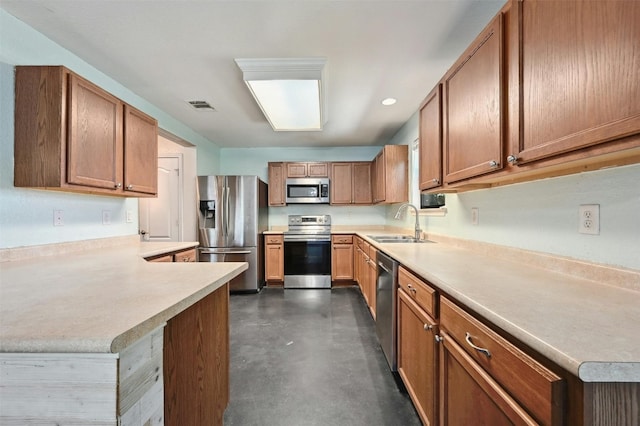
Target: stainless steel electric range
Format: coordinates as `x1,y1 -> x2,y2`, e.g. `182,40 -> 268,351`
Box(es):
282,214 -> 331,289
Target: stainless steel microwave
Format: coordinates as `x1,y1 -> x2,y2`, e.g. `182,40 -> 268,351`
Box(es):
285,178 -> 330,204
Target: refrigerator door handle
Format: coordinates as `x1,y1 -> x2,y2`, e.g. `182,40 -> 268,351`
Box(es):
225,186 -> 231,237
199,249 -> 252,255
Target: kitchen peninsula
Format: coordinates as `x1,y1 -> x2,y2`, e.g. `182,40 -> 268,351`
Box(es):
0,236 -> 247,425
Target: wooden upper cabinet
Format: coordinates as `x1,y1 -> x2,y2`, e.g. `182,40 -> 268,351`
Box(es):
14,66 -> 158,197
67,73 -> 123,190
268,162 -> 286,206
352,162 -> 372,204
330,162 -> 372,205
372,145 -> 408,204
286,162 -> 328,178
330,163 -> 353,204
443,13 -> 504,184
419,84 -> 443,191
123,105 -> 158,195
509,0 -> 640,165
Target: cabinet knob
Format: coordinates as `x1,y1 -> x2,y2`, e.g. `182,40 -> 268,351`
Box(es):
127,184 -> 133,190
115,182 -> 122,188
488,160 -> 499,168
507,155 -> 518,164
432,178 -> 440,184
423,324 -> 433,331
435,335 -> 444,343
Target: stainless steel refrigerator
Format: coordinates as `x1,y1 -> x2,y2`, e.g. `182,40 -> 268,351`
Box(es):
197,176 -> 268,292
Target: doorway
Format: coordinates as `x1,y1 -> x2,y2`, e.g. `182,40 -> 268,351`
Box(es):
139,155 -> 183,242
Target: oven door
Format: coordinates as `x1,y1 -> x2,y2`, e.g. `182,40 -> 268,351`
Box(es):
283,239 -> 331,289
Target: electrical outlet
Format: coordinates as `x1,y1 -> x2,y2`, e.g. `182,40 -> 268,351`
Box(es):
578,204 -> 599,235
102,210 -> 112,225
471,207 -> 479,225
126,210 -> 134,223
53,210 -> 64,226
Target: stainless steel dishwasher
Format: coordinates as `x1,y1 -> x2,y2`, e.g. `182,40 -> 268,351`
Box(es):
376,250 -> 399,372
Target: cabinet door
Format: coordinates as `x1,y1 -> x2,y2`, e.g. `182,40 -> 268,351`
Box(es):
367,247 -> 377,318
286,162 -> 307,178
307,162 -> 328,177
511,0 -> 640,165
265,243 -> 284,281
419,84 -> 443,191
374,152 -> 385,202
268,163 -> 286,206
68,73 -> 123,190
352,162 -> 372,204
398,289 -> 438,426
439,331 -> 537,426
330,163 -> 353,205
331,243 -> 353,280
123,105 -> 158,195
444,14 -> 503,184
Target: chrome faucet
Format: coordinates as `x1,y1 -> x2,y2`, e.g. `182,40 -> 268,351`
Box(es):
394,203 -> 422,241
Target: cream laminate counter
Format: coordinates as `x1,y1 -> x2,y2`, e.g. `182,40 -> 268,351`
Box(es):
0,240 -> 247,354
339,229 -> 640,382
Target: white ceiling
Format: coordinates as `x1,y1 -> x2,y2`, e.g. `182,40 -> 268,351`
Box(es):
1,0 -> 505,148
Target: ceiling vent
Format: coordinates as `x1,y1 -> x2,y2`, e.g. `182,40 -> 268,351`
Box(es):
186,100 -> 216,111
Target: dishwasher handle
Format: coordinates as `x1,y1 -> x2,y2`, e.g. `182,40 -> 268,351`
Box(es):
378,261 -> 391,273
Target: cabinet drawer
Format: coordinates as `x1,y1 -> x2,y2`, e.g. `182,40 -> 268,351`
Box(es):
265,235 -> 283,245
398,267 -> 437,319
332,235 -> 353,244
174,248 -> 197,262
440,297 -> 564,425
147,254 -> 173,262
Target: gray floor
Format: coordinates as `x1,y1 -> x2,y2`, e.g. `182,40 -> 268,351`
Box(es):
224,287 -> 421,426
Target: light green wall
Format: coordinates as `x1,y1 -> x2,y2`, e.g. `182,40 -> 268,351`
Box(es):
219,146 -> 387,227
0,9 -> 220,248
384,112 -> 640,271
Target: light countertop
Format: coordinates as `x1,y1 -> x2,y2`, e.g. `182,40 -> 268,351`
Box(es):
0,240 -> 247,354
348,230 -> 640,382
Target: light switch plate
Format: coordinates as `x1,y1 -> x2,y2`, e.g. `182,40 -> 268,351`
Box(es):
471,207 -> 479,225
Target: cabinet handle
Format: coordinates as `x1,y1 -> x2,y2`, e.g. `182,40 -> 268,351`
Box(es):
127,184 -> 133,190
423,324 -> 433,331
435,335 -> 444,343
115,182 -> 122,188
488,160 -> 499,168
465,332 -> 491,358
507,155 -> 518,164
432,178 -> 440,184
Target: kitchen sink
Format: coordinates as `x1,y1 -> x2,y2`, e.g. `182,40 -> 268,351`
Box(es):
367,235 -> 434,244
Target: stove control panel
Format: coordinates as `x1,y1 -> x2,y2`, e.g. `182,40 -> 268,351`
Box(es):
287,215 -> 331,226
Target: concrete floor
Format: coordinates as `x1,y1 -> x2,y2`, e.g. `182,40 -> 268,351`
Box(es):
224,287 -> 421,426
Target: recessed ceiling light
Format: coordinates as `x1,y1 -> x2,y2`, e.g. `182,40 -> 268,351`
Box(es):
381,97 -> 397,106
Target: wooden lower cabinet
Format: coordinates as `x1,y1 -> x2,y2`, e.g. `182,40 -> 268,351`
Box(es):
164,284 -> 229,426
331,235 -> 354,282
367,246 -> 377,319
146,247 -> 197,263
398,288 -> 438,426
439,297 -> 564,425
264,235 -> 284,283
439,331 -> 537,425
